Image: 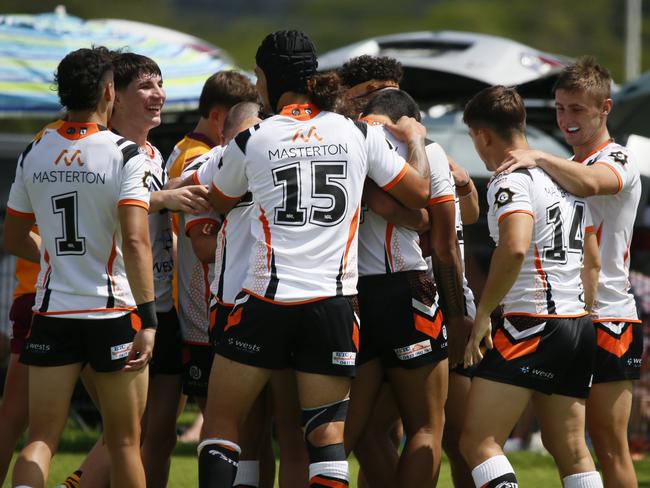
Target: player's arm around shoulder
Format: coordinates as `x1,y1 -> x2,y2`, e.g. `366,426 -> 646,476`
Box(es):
367,117 -> 430,208
497,148 -> 620,197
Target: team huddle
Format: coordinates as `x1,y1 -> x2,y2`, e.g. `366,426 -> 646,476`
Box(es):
0,29 -> 642,488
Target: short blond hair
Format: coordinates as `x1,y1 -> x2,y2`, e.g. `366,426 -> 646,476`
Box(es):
553,56 -> 611,104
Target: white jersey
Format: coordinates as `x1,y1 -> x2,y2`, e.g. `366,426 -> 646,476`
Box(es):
142,142 -> 174,313
212,104 -> 409,303
178,157 -> 220,344
578,141 -> 641,323
487,167 -> 591,318
7,122 -> 150,318
358,118 -> 455,276
193,147 -> 255,306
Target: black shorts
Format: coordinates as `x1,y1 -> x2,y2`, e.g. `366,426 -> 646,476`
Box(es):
357,271 -> 447,369
150,309 -> 183,376
474,315 -> 595,399
215,293 -> 359,377
209,302 -> 232,348
182,343 -> 214,397
593,321 -> 643,383
20,313 -> 139,373
10,293 -> 35,354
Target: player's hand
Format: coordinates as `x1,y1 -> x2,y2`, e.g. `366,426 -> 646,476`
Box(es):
385,116 -> 427,143
447,315 -> 472,368
124,328 -> 156,371
163,186 -> 210,214
464,312 -> 493,368
496,149 -> 542,174
448,156 -> 470,187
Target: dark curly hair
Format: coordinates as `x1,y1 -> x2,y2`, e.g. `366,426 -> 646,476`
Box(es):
112,52 -> 162,92
306,71 -> 343,112
338,55 -> 403,87
55,47 -> 114,111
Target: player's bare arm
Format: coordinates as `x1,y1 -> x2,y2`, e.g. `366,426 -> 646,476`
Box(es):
449,155 -> 479,224
3,215 -> 40,263
497,149 -> 620,197
581,231 -> 600,314
149,185 -> 210,215
119,204 -> 156,370
362,178 -> 429,232
383,117 -> 431,208
428,200 -> 465,366
464,212 -> 533,367
188,222 -> 219,264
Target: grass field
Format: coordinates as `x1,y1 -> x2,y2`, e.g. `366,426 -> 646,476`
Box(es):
3,413 -> 650,487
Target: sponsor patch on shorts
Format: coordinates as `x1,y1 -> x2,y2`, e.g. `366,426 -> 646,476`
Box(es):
110,342 -> 132,360
332,351 -> 356,366
394,339 -> 432,361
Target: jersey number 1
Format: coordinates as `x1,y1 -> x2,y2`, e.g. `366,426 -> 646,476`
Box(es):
52,192 -> 86,256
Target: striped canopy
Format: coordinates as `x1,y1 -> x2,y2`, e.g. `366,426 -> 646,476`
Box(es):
0,9 -> 235,116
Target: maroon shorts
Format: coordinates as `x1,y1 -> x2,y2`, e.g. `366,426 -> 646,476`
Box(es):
9,293 -> 35,354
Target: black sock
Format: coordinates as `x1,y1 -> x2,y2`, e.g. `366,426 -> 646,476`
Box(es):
198,440 -> 240,488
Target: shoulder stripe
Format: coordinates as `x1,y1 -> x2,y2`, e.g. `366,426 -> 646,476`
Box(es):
425,137 -> 435,145
512,168 -> 533,179
354,121 -> 368,138
18,140 -> 36,168
234,129 -> 252,154
121,143 -> 141,166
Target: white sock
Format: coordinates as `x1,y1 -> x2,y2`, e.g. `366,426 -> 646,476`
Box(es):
471,455 -> 517,487
563,471 -> 603,488
309,461 -> 349,483
234,460 -> 260,487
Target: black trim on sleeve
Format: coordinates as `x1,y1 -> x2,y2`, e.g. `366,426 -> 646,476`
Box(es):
425,137 -> 435,146
234,129 -> 252,155
121,143 -> 141,167
354,121 -> 368,139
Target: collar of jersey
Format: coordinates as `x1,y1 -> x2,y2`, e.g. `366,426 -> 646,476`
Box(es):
187,131 -> 217,149
575,138 -> 613,163
358,115 -> 385,126
279,103 -> 321,120
57,121 -> 106,140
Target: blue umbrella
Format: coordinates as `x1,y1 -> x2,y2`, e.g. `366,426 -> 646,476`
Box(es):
0,7 -> 236,116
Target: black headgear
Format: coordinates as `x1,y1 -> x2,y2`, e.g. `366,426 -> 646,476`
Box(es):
255,30 -> 318,113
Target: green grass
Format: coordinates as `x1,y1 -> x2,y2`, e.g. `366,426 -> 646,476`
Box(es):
3,412 -> 650,487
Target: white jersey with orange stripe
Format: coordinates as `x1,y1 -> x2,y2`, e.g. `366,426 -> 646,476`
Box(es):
178,157 -> 221,344
454,193 -> 477,318
487,167 -> 591,318
6,122 -> 150,318
358,124 -> 455,276
211,104 -> 410,303
192,147 -> 255,306
578,141 -> 641,323
144,142 -> 174,313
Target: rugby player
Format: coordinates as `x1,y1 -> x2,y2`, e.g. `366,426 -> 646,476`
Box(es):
0,258 -> 39,485
340,54 -> 480,488
0,118 -> 65,486
461,86 -> 602,488
5,46 -> 157,488
345,89 -> 464,487
183,101 -> 279,488
167,70 -> 258,180
496,57 -> 642,488
197,30 -> 431,488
